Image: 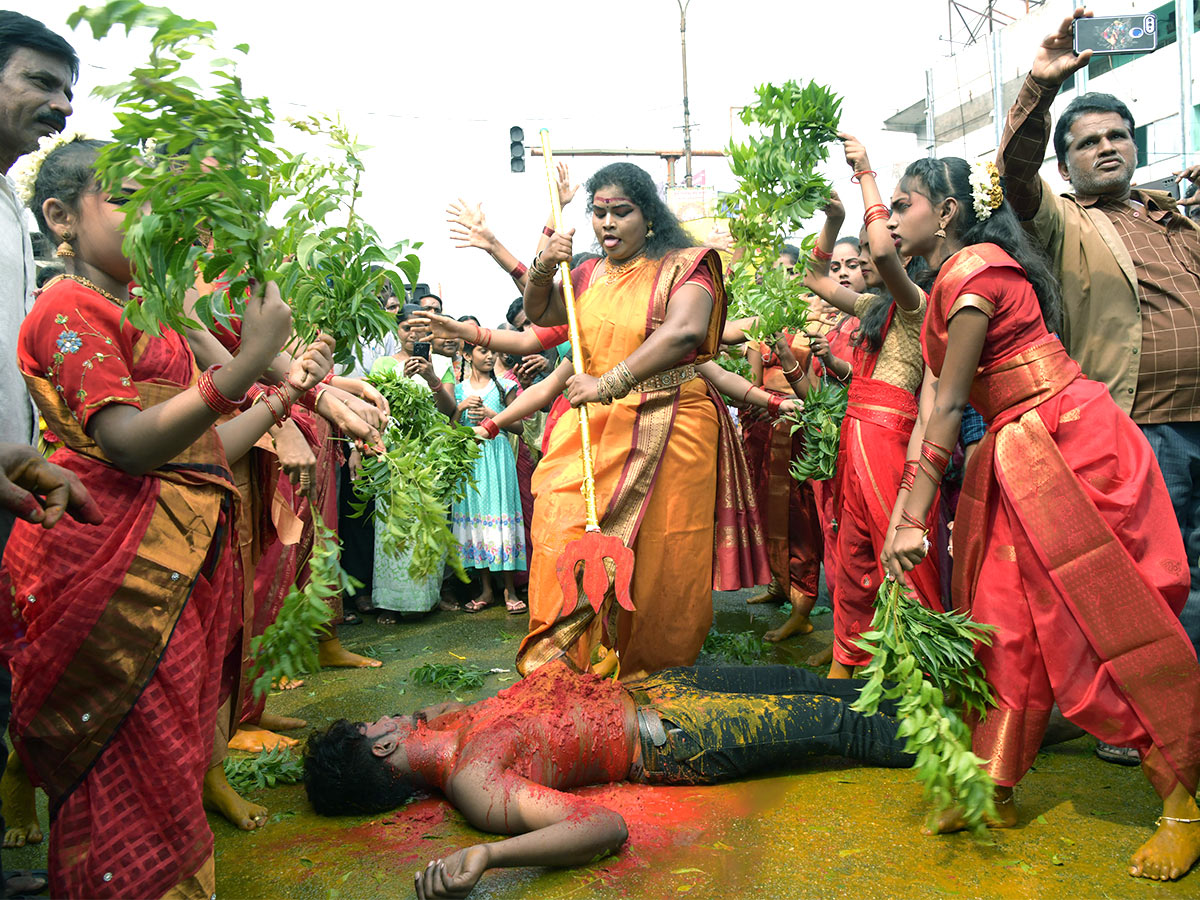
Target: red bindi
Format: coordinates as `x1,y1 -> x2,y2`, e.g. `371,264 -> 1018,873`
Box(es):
595,195 -> 632,205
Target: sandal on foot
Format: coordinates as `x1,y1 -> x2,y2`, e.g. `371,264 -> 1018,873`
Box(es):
1094,741 -> 1141,766
463,597 -> 492,613
4,870 -> 48,899
341,610 -> 363,626
437,597 -> 461,612
505,597 -> 528,615
377,612 -> 399,626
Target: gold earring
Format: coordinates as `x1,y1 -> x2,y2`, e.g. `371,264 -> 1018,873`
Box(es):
55,231 -> 75,258
646,223 -> 654,238
934,227 -> 947,239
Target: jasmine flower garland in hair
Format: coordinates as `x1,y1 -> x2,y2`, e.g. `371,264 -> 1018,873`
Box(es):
11,131 -> 86,208
970,161 -> 1003,221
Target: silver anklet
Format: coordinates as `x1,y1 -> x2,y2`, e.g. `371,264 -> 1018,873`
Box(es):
1154,815 -> 1200,826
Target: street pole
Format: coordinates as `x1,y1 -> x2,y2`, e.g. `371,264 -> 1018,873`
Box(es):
1179,0 -> 1197,166
678,0 -> 693,187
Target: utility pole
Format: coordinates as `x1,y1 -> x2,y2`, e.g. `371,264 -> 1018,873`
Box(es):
678,0 -> 693,187
1180,0 -> 1197,166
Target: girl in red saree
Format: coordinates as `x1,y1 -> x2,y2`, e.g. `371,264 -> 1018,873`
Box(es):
882,155 -> 1200,882
803,151 -> 942,678
1,139 -> 334,898
516,162 -> 758,680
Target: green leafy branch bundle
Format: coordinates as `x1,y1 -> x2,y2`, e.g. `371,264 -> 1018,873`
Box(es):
851,579 -> 999,832
701,629 -> 768,665
786,378 -> 848,481
712,348 -> 752,381
351,367 -> 479,580
247,510 -> 360,700
409,663 -> 488,694
273,115 -> 422,368
70,2 -> 282,335
725,80 -> 842,343
70,4 -> 421,369
223,744 -> 304,793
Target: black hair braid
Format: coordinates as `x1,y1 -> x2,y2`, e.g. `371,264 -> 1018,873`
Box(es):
30,138 -> 109,240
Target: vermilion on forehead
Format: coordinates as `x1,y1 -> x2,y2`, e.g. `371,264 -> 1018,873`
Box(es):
594,195 -> 633,205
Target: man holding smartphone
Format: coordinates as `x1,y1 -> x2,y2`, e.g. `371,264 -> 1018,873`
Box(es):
998,8 -> 1200,670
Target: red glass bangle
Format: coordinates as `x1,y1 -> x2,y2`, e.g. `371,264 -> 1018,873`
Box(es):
510,261 -> 528,279
767,394 -> 784,417
900,459 -> 919,492
811,245 -> 833,261
260,385 -> 292,427
322,372 -> 334,384
863,203 -> 888,216
900,510 -> 928,532
480,417 -> 501,439
299,384 -> 324,412
197,365 -> 243,415
240,383 -> 265,411
850,169 -> 877,184
542,225 -> 555,238
864,209 -> 890,227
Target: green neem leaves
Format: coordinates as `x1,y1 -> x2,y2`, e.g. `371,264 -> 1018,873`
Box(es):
786,378 -> 848,482
725,81 -> 842,343
852,579 -> 999,833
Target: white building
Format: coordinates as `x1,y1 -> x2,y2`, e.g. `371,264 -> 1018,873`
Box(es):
884,0 -> 1200,196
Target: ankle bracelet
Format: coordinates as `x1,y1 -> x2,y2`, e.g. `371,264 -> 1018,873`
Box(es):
1154,815 -> 1200,826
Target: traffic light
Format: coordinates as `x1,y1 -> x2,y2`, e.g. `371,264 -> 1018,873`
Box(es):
510,126 -> 525,173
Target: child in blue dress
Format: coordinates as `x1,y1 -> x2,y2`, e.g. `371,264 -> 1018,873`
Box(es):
453,342 -> 528,612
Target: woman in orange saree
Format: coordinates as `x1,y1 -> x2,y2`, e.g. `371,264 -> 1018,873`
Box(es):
516,163 -> 732,680
883,156 -> 1200,881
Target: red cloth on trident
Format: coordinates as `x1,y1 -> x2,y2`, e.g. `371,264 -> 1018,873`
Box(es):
926,244 -> 1198,795
832,307 -> 941,668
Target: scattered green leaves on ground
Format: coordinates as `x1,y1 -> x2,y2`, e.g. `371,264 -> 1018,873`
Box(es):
725,80 -> 841,343
701,628 -> 768,665
409,663 -> 487,694
852,579 -> 998,832
786,378 -> 848,481
351,366 -> 479,581
223,744 -> 305,793
248,510 -> 359,700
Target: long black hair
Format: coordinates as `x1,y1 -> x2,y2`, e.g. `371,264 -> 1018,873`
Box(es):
900,157 -> 1062,333
850,258 -> 934,355
585,163 -> 694,259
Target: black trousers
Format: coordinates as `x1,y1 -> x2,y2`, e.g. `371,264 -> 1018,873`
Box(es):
631,665 -> 912,785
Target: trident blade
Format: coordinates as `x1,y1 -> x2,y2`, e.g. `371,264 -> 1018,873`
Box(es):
554,533 -> 637,615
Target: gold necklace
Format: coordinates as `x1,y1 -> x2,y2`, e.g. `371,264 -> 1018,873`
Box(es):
49,273 -> 127,308
602,252 -> 647,285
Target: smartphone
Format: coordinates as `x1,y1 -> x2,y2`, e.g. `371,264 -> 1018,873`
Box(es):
1131,175 -> 1181,200
504,354 -> 521,369
1074,14 -> 1157,56
412,341 -> 431,360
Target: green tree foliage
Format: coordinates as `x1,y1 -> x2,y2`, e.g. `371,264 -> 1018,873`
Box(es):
725,81 -> 841,342
352,367 -> 479,581
852,579 -> 999,832
246,511 -> 359,700
68,3 -> 419,367
786,379 -> 848,481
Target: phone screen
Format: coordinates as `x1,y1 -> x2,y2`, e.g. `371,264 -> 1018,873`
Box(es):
1074,14 -> 1157,55
413,341 -> 431,360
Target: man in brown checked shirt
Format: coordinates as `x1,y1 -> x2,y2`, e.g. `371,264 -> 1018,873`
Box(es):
998,8 -> 1200,668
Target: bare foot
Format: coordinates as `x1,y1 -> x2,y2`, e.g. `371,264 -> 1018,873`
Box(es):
746,581 -> 785,605
806,643 -> 833,667
923,787 -> 1018,834
228,728 -> 299,753
273,676 -> 305,691
257,710 -> 306,731
377,611 -> 399,625
764,606 -> 814,642
203,765 -> 268,831
318,636 -> 382,668
828,660 -> 856,680
1130,784 -> 1200,881
1,752 -> 43,848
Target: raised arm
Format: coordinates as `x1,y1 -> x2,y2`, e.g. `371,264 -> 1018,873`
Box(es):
411,311 -> 550,356
447,199 -> 529,292
841,134 -> 923,311
803,194 -> 864,316
416,761 -> 627,899
997,7 -> 1094,220
523,230 -> 572,326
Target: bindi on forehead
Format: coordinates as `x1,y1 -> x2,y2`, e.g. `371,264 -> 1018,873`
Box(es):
594,195 -> 632,205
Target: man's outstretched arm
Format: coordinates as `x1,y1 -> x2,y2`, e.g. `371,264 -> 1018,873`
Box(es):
416,761 -> 628,899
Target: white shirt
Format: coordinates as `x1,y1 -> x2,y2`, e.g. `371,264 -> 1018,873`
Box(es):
0,176 -> 37,446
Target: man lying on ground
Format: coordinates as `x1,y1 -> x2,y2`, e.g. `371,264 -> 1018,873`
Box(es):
304,660 -> 912,898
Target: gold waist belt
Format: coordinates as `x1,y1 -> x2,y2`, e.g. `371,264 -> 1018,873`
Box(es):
633,364 -> 697,394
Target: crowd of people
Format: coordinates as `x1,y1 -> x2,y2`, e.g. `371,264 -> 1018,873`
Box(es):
0,6 -> 1199,899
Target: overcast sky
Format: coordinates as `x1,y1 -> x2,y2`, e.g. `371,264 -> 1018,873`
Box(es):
14,0 -> 1057,322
